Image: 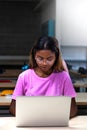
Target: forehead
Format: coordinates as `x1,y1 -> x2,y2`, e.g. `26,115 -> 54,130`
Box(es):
35,50 -> 55,57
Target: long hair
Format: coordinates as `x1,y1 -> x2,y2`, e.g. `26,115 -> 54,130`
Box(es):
29,36 -> 65,72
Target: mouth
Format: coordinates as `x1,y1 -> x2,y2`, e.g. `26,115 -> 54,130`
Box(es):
40,66 -> 48,70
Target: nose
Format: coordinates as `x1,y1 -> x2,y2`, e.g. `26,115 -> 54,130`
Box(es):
43,59 -> 47,65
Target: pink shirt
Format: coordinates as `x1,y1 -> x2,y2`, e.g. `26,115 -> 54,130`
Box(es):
12,69 -> 76,100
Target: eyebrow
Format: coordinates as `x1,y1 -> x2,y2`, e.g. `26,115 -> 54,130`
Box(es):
36,55 -> 54,59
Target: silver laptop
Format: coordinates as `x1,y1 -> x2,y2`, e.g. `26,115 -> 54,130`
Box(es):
16,96 -> 71,127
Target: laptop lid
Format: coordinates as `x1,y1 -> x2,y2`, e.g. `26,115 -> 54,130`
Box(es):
16,96 -> 71,127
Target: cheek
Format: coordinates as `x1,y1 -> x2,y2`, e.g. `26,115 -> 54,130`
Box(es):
35,61 -> 39,66
48,61 -> 56,68
35,61 -> 42,67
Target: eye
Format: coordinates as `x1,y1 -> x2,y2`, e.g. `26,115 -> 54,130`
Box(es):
47,57 -> 54,61
36,57 -> 43,61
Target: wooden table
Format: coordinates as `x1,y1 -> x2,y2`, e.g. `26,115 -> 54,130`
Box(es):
0,116 -> 87,129
0,81 -> 16,106
74,80 -> 87,87
69,70 -> 87,92
69,69 -> 87,78
0,81 -> 16,88
0,69 -> 22,78
76,92 -> 87,105
74,80 -> 87,92
0,96 -> 11,106
0,93 -> 87,106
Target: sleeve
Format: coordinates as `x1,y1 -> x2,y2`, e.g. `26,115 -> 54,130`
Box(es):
63,73 -> 76,98
12,74 -> 24,100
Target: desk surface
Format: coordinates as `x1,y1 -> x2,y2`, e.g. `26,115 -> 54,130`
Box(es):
74,80 -> 87,88
0,96 -> 11,106
0,69 -> 22,78
69,70 -> 87,78
0,81 -> 16,88
76,92 -> 87,105
0,92 -> 87,106
0,116 -> 87,129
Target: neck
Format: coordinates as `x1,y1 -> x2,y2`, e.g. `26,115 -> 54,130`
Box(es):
34,68 -> 53,78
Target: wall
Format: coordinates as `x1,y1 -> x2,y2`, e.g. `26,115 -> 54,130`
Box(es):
0,1 -> 40,56
55,0 -> 87,68
40,0 -> 56,24
56,0 -> 87,46
61,46 -> 87,69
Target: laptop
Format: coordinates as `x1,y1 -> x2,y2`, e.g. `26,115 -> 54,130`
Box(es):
16,96 -> 71,127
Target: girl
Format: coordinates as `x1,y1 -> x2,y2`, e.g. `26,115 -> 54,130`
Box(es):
9,36 -> 77,118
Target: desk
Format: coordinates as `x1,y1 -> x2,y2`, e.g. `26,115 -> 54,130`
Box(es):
0,69 -> 22,78
0,81 -> 16,88
69,70 -> 87,78
0,81 -> 16,106
0,96 -> 11,106
74,80 -> 87,88
70,70 -> 87,92
76,92 -> 87,105
0,93 -> 87,106
0,116 -> 87,129
74,80 -> 87,92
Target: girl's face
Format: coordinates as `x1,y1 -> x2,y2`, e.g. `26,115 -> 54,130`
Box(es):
35,50 -> 56,72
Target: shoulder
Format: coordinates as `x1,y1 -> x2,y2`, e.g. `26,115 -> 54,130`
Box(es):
54,70 -> 69,76
18,69 -> 33,78
53,71 -> 70,80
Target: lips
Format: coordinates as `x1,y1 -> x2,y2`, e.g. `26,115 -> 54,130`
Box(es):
39,66 -> 47,70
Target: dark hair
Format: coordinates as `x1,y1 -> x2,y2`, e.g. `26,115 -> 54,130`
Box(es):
29,36 -> 64,71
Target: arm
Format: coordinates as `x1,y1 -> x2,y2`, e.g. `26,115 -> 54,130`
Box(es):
9,99 -> 16,116
70,98 -> 78,118
62,72 -> 78,118
9,73 -> 24,116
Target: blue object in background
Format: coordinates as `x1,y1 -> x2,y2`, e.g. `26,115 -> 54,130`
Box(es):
22,64 -> 29,71
48,20 -> 55,36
